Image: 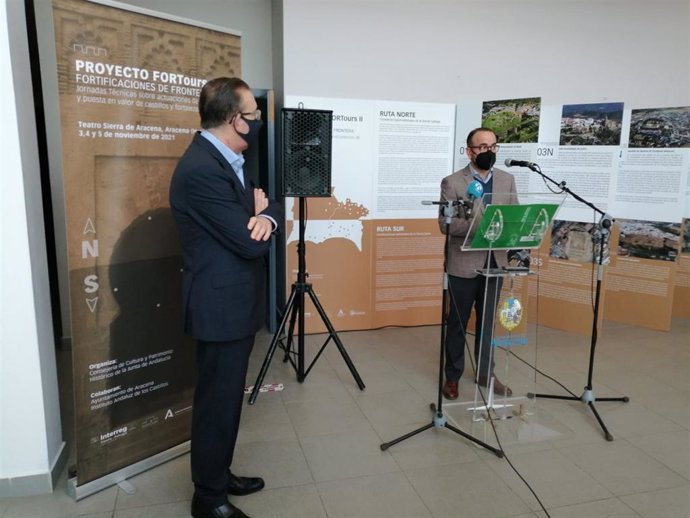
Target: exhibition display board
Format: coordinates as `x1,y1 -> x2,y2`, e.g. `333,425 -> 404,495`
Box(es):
458,100 -> 690,333
673,218 -> 690,319
283,95 -> 456,332
285,95 -> 689,336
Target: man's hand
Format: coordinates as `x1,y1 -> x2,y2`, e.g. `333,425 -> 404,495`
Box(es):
247,216 -> 272,241
254,188 -> 268,216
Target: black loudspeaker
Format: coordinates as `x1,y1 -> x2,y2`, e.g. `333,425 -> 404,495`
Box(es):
282,108 -> 333,197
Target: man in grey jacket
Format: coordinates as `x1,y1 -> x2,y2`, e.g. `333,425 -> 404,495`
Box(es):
439,127 -> 518,400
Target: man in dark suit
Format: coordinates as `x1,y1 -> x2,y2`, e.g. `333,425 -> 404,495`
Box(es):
439,127 -> 518,401
169,77 -> 283,518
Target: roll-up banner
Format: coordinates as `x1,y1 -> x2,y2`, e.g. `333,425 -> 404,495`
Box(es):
51,0 -> 241,496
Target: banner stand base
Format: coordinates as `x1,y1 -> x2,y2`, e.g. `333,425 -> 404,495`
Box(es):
67,440 -> 189,501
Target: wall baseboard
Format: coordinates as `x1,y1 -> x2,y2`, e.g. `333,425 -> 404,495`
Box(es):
0,441 -> 67,497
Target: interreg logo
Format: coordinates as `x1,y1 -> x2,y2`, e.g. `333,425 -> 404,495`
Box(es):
100,426 -> 128,443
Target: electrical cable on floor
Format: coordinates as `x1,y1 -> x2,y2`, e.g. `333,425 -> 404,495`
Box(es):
472,384 -> 552,518
509,212 -> 598,398
277,228 -> 553,516
500,346 -> 579,399
448,287 -> 552,518
496,246 -> 597,401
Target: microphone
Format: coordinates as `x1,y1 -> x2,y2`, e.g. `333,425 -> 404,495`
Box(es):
421,200 -> 464,206
504,158 -> 538,170
464,180 -> 484,218
423,199 -> 465,221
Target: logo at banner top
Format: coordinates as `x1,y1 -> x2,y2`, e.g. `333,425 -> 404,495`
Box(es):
282,108 -> 333,197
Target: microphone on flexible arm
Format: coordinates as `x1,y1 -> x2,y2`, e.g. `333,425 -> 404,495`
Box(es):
421,199 -> 464,221
464,179 -> 484,218
504,158 -> 539,171
421,200 -> 465,206
422,179 -> 484,219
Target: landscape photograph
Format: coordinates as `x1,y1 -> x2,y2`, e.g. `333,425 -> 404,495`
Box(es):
560,102 -> 623,146
550,220 -> 610,264
617,219 -> 681,261
628,106 -> 690,148
482,97 -> 541,143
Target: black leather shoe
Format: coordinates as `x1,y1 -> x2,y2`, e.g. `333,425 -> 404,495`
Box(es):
227,472 -> 265,496
191,495 -> 249,518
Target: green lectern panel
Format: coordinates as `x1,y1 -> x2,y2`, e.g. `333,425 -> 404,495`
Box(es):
469,203 -> 560,251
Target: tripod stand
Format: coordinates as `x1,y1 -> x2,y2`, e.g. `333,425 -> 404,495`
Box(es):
249,197 -> 365,405
380,201 -> 502,457
524,163 -> 629,441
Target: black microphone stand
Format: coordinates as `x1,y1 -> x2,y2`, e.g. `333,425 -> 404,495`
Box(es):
380,200 -> 503,457
524,163 -> 629,441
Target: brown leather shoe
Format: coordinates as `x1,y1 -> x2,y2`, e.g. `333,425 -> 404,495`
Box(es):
477,376 -> 513,397
442,380 -> 459,400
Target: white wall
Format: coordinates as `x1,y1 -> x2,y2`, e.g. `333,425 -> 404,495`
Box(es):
0,0 -> 65,497
283,0 -> 689,107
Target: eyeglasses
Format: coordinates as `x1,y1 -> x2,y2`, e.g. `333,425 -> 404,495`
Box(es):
240,109 -> 262,121
468,143 -> 500,153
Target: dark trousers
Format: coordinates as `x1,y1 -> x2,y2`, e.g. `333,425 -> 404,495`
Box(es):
445,274 -> 503,382
191,336 -> 254,507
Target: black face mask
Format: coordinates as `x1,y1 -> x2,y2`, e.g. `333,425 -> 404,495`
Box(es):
474,150 -> 496,171
238,116 -> 263,147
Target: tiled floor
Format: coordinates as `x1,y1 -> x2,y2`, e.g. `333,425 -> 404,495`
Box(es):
2,319 -> 689,518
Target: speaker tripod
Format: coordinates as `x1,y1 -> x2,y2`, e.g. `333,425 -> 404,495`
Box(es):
249,197 -> 365,404
380,201 -> 502,457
